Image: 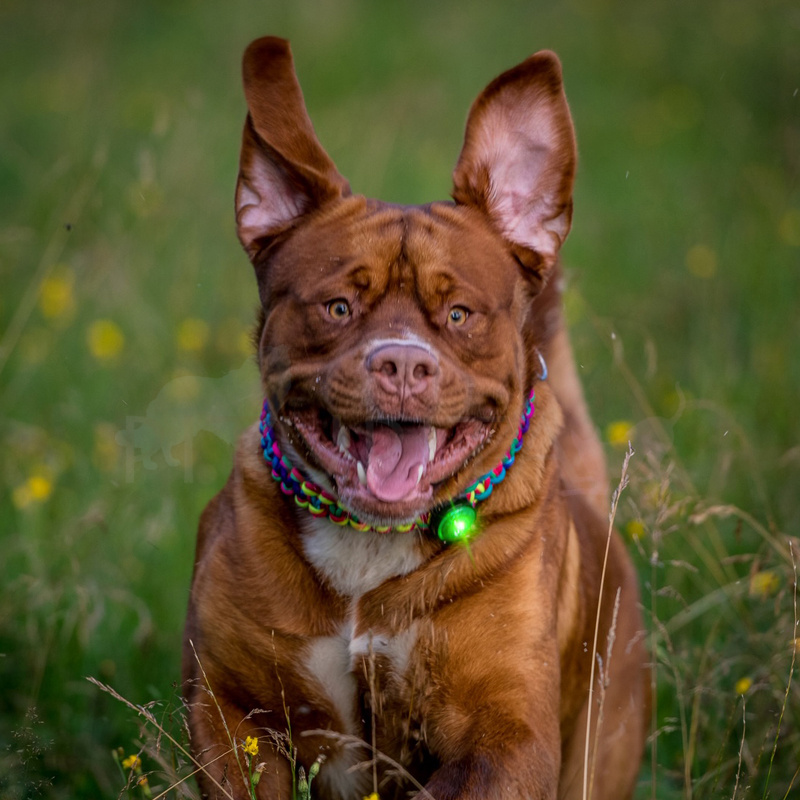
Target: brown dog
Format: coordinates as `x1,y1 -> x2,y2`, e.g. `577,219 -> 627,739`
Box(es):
183,36 -> 647,800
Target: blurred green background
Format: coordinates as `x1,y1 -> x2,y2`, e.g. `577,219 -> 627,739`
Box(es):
1,0 -> 798,797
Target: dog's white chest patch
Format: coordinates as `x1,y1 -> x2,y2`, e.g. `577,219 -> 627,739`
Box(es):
348,621 -> 419,677
300,516 -> 425,597
300,632 -> 371,799
303,632 -> 360,733
301,618 -> 419,800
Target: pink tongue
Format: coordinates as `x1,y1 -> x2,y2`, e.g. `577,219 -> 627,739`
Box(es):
366,425 -> 430,503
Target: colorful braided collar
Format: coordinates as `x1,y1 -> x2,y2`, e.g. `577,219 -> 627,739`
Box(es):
258,389 -> 536,543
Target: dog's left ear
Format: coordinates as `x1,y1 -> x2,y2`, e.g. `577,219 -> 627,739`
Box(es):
452,52 -> 576,276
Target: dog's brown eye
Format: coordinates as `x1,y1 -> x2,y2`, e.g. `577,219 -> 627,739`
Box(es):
327,299 -> 351,320
448,306 -> 469,326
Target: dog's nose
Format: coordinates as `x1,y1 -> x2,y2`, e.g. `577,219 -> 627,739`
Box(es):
367,343 -> 439,397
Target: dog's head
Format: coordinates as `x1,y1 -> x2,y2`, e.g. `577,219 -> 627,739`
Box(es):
235,37 -> 575,527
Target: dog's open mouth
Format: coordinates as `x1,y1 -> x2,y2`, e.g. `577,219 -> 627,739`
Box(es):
287,409 -> 493,516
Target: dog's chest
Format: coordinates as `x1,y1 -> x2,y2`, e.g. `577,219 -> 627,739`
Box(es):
298,518 -> 426,792
299,519 -> 424,680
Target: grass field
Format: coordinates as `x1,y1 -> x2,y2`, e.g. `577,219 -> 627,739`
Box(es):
1,0 -> 798,797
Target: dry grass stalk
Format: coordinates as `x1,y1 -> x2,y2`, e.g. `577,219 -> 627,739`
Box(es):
583,443 -> 633,800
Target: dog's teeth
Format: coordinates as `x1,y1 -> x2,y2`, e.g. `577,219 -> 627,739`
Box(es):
357,460 -> 367,486
416,464 -> 424,487
337,425 -> 351,456
428,427 -> 436,461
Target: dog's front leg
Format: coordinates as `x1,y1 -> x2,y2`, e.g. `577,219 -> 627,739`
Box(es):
422,713 -> 560,800
418,634 -> 562,800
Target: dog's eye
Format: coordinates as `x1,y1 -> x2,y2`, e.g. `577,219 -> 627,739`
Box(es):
448,306 -> 469,326
327,299 -> 351,320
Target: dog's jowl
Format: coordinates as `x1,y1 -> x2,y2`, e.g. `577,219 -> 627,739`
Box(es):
183,36 -> 647,800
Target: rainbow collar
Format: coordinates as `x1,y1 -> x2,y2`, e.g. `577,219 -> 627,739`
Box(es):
259,389 -> 536,543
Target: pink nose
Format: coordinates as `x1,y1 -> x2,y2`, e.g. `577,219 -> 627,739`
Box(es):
367,343 -> 439,397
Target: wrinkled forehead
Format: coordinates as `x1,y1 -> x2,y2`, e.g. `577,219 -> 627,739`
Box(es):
265,196 -> 521,303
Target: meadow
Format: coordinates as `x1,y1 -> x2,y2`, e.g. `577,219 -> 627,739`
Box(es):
1,0 -> 798,797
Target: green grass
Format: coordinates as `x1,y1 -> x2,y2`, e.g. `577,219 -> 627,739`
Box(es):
1,0 -> 798,797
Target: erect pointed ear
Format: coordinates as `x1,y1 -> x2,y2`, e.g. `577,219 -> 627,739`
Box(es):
452,51 -> 576,275
235,37 -> 350,259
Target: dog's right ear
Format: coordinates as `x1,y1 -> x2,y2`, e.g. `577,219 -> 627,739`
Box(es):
235,37 -> 350,259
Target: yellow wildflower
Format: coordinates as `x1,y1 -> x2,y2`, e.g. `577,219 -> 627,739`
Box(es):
363,794 -> 380,800
605,420 -> 633,448
238,328 -> 253,356
625,520 -> 645,540
88,319 -> 125,361
28,474 -> 52,501
39,266 -> 76,322
685,244 -> 717,279
243,735 -> 259,756
660,388 -> 682,418
177,318 -> 210,352
735,677 -> 752,695
11,471 -> 53,509
749,570 -> 780,599
165,373 -> 200,402
122,754 -> 141,770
